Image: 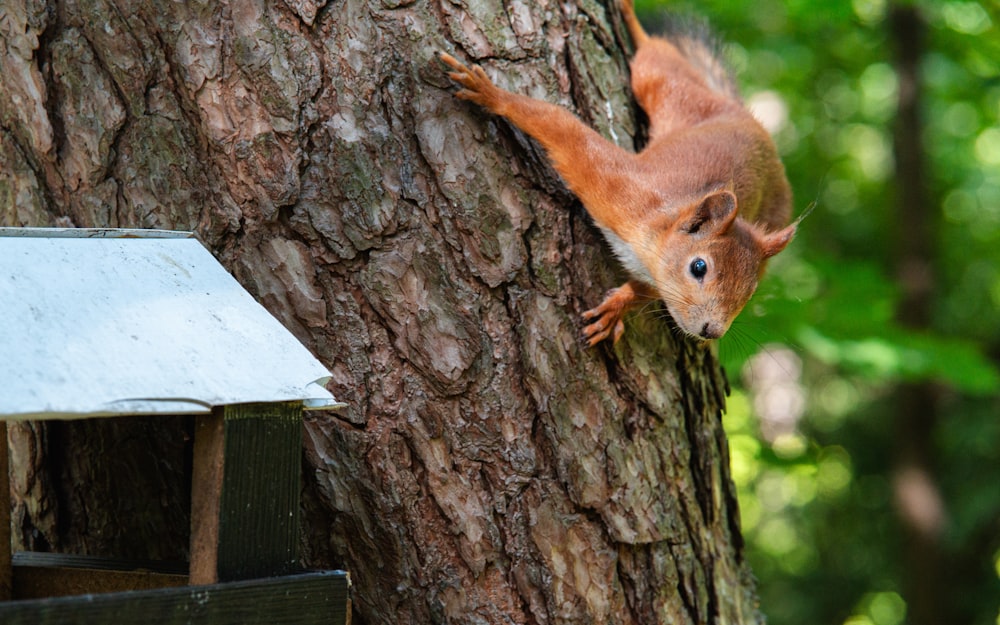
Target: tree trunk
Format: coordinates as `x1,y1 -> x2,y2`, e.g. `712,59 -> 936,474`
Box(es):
1,1 -> 760,623
888,5 -> 952,625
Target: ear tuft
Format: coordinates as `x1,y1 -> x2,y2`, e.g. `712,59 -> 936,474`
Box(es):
761,222 -> 797,258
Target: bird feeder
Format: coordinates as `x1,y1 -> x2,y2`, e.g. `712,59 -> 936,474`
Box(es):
0,228 -> 349,624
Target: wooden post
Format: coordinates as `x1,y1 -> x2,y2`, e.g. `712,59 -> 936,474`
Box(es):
190,402 -> 304,584
0,422 -> 11,600
190,413 -> 225,585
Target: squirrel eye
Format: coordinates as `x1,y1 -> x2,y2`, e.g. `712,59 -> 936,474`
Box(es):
689,258 -> 708,279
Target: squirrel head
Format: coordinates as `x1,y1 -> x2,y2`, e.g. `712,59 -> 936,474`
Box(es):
650,189 -> 797,340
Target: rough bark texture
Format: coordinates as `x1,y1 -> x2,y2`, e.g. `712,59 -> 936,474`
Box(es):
1,1 -> 760,623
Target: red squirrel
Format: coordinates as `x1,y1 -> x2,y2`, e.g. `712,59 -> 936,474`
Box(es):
441,0 -> 798,344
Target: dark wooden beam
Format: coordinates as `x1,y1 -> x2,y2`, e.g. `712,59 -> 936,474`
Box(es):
0,570 -> 349,625
11,552 -> 187,599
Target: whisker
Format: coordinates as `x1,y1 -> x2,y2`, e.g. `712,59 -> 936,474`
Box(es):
719,323 -> 760,382
725,319 -> 802,384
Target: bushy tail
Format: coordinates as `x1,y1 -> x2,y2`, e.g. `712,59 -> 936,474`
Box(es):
660,15 -> 741,100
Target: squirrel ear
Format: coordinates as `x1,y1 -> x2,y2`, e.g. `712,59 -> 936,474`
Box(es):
761,222 -> 797,258
682,190 -> 737,235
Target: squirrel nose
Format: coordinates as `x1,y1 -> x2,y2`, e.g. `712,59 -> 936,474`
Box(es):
699,323 -> 721,340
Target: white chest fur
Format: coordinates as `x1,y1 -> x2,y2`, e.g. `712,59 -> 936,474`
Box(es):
597,225 -> 656,287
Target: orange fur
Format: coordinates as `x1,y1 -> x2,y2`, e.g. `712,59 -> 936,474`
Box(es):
440,0 -> 796,344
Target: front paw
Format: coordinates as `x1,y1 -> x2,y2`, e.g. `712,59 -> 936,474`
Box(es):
581,281 -> 654,346
439,52 -> 501,110
581,288 -> 632,346
581,306 -> 626,346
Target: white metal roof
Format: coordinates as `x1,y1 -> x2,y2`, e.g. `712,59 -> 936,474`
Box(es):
0,228 -> 344,419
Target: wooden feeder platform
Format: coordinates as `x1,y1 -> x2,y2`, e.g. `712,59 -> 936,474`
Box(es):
0,228 -> 349,624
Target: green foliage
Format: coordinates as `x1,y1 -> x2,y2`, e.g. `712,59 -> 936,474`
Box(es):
634,0 -> 1000,623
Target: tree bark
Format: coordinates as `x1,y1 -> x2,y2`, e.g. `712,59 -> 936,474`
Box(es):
1,1 -> 760,623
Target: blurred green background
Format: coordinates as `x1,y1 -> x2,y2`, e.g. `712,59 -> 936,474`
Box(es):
631,1 -> 1000,624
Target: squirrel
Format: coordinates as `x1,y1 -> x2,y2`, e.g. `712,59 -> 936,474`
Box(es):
440,0 -> 798,345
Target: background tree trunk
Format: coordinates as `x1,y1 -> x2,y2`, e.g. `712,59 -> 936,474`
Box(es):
0,1 -> 759,623
888,5 -> 953,625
